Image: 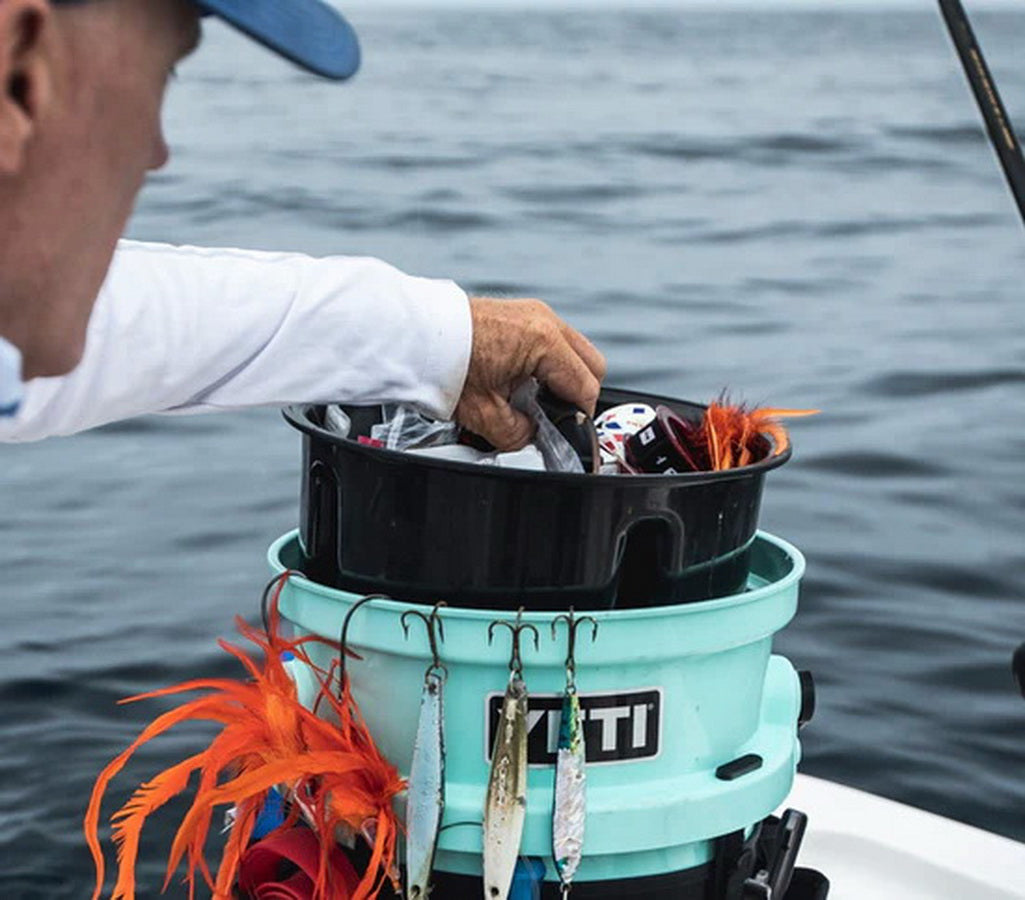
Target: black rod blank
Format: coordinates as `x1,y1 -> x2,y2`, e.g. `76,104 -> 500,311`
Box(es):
938,0 -> 1025,227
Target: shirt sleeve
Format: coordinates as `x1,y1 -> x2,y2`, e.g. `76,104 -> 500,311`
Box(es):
0,240 -> 472,442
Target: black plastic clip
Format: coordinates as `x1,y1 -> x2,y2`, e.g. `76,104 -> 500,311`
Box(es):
742,809 -> 808,899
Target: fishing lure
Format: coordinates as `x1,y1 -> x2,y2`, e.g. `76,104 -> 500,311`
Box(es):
401,604 -> 448,900
84,573 -> 405,900
550,610 -> 598,896
553,689 -> 584,892
484,609 -> 539,900
626,401 -> 818,475
701,401 -> 818,471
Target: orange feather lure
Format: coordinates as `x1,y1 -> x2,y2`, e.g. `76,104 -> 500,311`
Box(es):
662,400 -> 818,473
84,574 -> 404,900
701,402 -> 818,471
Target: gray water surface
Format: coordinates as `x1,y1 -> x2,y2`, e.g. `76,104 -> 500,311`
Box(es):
2,8 -> 1024,897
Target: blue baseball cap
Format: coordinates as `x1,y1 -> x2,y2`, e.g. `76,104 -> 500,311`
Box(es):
194,0 -> 360,80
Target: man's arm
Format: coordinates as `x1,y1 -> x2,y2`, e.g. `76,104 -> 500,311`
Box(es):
0,240 -> 472,441
0,241 -> 605,447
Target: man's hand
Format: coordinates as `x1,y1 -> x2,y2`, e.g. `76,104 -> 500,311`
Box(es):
454,297 -> 606,451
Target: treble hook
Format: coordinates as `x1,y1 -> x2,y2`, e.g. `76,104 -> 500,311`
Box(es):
401,601 -> 448,678
259,569 -> 303,636
551,607 -> 599,677
338,593 -> 391,692
487,607 -> 540,675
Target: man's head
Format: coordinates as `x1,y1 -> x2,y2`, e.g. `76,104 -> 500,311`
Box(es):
0,0 -> 358,380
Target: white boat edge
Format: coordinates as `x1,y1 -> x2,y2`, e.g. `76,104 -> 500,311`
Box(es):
785,773 -> 1025,899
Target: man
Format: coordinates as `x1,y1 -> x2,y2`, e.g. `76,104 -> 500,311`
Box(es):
0,0 -> 605,446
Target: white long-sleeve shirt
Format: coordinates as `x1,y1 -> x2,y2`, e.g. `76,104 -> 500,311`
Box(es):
0,240 -> 473,442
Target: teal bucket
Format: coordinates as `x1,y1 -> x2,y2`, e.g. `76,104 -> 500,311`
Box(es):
268,530 -> 805,884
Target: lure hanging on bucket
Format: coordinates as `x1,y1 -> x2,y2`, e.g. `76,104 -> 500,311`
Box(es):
551,611 -> 598,895
553,689 -> 585,890
485,677 -> 529,900
84,573 -> 405,900
484,610 -> 539,900
401,605 -> 448,900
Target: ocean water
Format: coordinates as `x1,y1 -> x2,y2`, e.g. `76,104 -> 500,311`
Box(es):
2,7 -> 1025,897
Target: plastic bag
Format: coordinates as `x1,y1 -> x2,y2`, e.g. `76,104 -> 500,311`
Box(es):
370,404 -> 459,451
324,405 -> 352,438
511,380 -> 584,474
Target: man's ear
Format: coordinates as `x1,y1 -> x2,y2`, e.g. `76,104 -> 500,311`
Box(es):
0,0 -> 52,174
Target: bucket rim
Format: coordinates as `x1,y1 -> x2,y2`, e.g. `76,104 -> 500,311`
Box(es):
266,529 -> 806,621
282,386 -> 792,486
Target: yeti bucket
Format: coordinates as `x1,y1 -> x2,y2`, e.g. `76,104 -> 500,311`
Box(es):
268,529 -> 806,894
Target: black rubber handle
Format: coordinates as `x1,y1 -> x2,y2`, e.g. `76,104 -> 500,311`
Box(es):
537,385 -> 600,473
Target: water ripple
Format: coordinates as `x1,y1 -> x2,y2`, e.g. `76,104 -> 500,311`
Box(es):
884,123 -> 987,145
801,450 -> 949,478
861,369 -> 1025,398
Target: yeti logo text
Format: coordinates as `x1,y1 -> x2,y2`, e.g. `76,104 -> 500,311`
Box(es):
486,689 -> 661,765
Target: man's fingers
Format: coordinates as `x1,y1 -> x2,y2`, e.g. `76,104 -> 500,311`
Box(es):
461,392 -> 535,452
458,295 -> 605,438
560,322 -> 607,382
535,334 -> 602,416
484,401 -> 534,451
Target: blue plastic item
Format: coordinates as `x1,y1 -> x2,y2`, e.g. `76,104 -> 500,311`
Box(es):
267,530 -> 805,884
252,788 -> 286,841
511,857 -> 546,899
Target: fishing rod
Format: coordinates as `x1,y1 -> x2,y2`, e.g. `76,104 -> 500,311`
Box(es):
938,0 -> 1025,699
937,0 -> 1025,227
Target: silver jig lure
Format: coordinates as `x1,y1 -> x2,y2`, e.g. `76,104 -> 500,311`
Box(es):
484,608 -> 539,900
402,603 -> 448,900
551,609 -> 598,896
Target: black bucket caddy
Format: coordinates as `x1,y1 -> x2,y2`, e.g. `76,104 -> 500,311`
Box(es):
284,387 -> 789,609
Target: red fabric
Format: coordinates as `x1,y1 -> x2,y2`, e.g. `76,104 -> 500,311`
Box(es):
238,827 -> 361,900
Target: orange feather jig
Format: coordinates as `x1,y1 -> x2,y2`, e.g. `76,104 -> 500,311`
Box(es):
84,573 -> 404,900
700,401 -> 818,471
